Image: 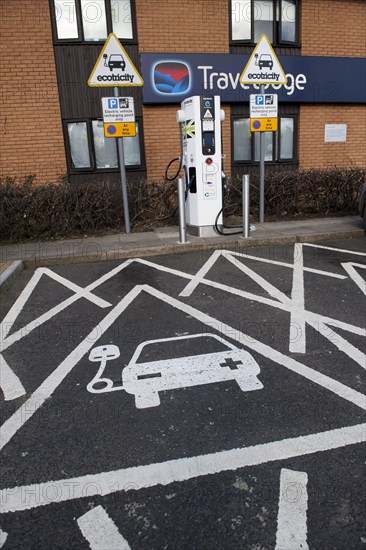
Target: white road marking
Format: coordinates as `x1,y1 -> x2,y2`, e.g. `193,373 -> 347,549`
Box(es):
0,260 -> 134,353
77,505 -> 131,550
135,258 -> 366,371
135,258 -> 366,338
342,263 -> 366,295
120,333 -> 262,408
0,286 -> 141,451
1,284 -> 365,454
307,319 -> 366,369
228,250 -> 347,280
290,244 -> 306,354
304,244 -> 366,256
275,469 -> 308,550
0,269 -> 43,345
41,268 -> 111,308
1,423 -> 364,514
0,528 -> 8,548
0,354 -> 26,401
143,286 -> 366,409
223,252 -> 291,304
179,250 -> 222,297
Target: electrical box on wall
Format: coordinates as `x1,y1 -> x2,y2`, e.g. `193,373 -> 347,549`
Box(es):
177,96 -> 225,237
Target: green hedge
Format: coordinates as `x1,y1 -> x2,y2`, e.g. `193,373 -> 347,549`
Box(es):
0,167 -> 364,242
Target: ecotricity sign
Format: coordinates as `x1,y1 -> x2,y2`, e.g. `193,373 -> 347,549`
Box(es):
141,53 -> 366,104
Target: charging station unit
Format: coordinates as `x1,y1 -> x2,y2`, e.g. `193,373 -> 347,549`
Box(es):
176,96 -> 225,237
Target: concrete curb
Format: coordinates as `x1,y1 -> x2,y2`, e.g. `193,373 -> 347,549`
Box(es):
21,228 -> 364,268
0,260 -> 24,294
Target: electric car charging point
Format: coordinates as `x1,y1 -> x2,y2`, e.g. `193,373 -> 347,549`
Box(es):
177,96 -> 225,237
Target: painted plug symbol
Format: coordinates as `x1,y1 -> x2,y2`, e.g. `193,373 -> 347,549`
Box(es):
87,345 -> 121,393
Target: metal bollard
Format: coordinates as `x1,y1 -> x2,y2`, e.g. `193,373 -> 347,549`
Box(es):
177,177 -> 187,244
242,174 -> 250,238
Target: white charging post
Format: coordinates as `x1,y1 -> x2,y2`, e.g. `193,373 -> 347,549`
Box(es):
177,96 -> 225,237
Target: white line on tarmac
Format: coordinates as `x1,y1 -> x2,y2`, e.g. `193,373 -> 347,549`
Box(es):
143,285 -> 366,410
304,244 -> 366,256
0,269 -> 44,344
228,250 -> 347,280
0,528 -> 8,548
0,285 -> 142,451
135,258 -> 366,338
289,244 -> 306,354
1,424 -> 364,514
77,506 -> 131,550
342,263 -> 366,296
0,260 -> 134,352
275,469 -> 309,550
179,250 -> 222,297
41,268 -> 111,308
223,252 -> 291,304
0,354 -> 26,401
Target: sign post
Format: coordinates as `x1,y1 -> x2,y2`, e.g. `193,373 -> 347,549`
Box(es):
240,34 -> 287,223
88,33 -> 144,234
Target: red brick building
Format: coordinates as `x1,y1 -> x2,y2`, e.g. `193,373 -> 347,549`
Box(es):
0,0 -> 365,184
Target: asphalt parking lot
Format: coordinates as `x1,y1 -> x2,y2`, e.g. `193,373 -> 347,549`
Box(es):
0,237 -> 365,549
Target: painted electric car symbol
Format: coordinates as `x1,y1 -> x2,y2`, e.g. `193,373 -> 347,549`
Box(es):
87,334 -> 263,409
259,54 -> 273,70
124,333 -> 263,409
87,345 -> 121,393
108,54 -> 126,71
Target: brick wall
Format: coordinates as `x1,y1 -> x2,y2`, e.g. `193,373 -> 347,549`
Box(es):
136,0 -> 231,181
299,0 -> 366,169
0,0 -> 66,183
301,0 -> 366,57
299,105 -> 366,169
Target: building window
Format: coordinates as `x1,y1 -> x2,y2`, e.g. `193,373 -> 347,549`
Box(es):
66,119 -> 142,172
232,116 -> 296,163
230,0 -> 299,45
52,0 -> 135,42
68,122 -> 91,168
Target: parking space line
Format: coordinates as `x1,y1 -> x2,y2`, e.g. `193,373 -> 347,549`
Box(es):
290,244 -> 306,354
0,354 -> 26,401
304,244 -> 366,256
0,285 -> 142,452
0,260 -> 134,353
41,269 -> 111,308
1,270 -> 43,345
342,263 -> 366,295
1,423 -> 364,514
228,250 -> 347,280
144,286 -> 366,409
77,506 -> 131,550
179,250 -> 222,297
0,528 -> 8,548
223,252 -> 291,304
1,273 -> 364,453
275,469 -> 308,550
136,259 -> 365,338
307,319 -> 366,369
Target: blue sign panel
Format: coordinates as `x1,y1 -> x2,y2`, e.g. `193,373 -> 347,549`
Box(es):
141,53 -> 366,104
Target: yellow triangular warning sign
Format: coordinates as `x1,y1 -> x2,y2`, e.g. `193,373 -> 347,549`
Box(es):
240,34 -> 287,86
88,33 -> 144,87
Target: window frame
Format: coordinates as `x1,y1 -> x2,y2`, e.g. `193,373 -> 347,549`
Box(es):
229,0 -> 300,47
63,117 -> 144,174
50,0 -> 138,45
231,114 -> 298,166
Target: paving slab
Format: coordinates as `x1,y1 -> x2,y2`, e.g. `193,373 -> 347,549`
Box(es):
0,216 -> 364,270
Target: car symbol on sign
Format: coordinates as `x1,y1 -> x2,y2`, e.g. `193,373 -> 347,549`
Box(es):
108,54 -> 126,71
258,54 -> 273,70
122,333 -> 263,409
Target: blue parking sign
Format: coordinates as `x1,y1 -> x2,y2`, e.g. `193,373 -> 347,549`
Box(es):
107,98 -> 119,109
255,95 -> 265,105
